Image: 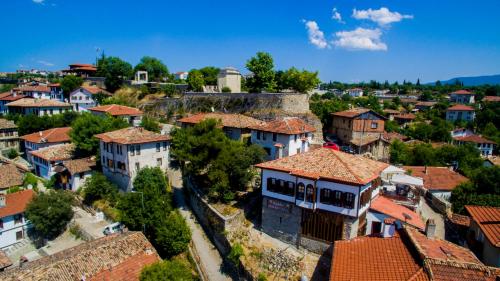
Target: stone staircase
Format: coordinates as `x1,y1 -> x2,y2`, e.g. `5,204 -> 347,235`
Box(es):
3,239 -> 30,256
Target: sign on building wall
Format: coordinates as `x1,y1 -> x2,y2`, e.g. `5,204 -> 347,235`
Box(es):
267,198 -> 293,213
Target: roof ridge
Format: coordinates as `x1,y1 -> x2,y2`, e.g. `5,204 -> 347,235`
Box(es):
331,150 -> 364,184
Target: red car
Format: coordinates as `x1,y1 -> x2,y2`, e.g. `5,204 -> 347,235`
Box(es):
323,142 -> 340,150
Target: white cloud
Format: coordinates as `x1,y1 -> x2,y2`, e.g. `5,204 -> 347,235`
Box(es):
333,27 -> 387,51
352,7 -> 413,26
32,0 -> 45,4
332,8 -> 344,24
37,60 -> 54,67
303,20 -> 329,49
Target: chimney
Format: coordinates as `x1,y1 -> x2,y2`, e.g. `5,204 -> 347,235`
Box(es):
0,194 -> 5,208
425,219 -> 436,239
382,218 -> 396,238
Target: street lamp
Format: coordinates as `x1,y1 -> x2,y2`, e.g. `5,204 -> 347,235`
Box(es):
132,190 -> 146,233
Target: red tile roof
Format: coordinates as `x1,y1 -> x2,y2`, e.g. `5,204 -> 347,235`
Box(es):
30,143 -> 75,161
332,107 -> 371,118
62,158 -> 96,175
0,250 -> 12,270
447,104 -> 475,111
403,166 -> 469,191
0,189 -> 34,218
394,113 -> 416,120
453,134 -> 496,144
89,104 -> 143,116
384,131 -> 409,142
6,98 -> 71,108
452,90 -> 474,95
95,127 -> 170,145
0,118 -> 17,130
448,213 -> 471,227
0,164 -> 24,190
483,96 -> 500,103
0,92 -> 27,102
16,85 -> 51,93
255,147 -> 389,185
0,231 -> 160,281
178,112 -> 263,129
465,206 -> 500,248
330,226 -> 500,281
330,234 -> 428,281
21,127 -> 71,144
249,117 -> 316,134
370,195 -> 425,230
80,86 -> 110,95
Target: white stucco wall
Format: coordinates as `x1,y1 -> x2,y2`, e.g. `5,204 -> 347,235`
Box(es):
251,131 -> 312,160
70,89 -> 97,112
0,214 -> 29,249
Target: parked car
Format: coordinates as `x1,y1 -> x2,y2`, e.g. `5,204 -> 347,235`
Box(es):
103,222 -> 124,236
323,142 -> 340,150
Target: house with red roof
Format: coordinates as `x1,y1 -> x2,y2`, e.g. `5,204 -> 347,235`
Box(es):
0,189 -> 34,249
453,134 -> 496,156
13,84 -> 63,101
30,143 -> 75,179
6,98 -> 72,117
62,63 -> 97,78
249,117 -> 316,160
21,127 -> 71,163
89,104 -> 143,126
450,89 -> 475,104
255,147 -> 425,253
69,86 -> 111,112
0,91 -> 28,115
329,224 -> 500,281
465,206 -> 500,267
446,104 -> 476,122
403,166 -> 468,202
95,127 -> 170,191
178,112 -> 264,141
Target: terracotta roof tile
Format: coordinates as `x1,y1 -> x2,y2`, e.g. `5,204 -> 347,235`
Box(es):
370,195 -> 425,230
16,85 -> 51,93
416,101 -> 437,107
350,135 -> 387,146
483,96 -> 500,103
30,143 -> 75,161
453,134 -> 496,144
0,92 -> 27,102
249,117 -> 316,134
448,213 -> 471,227
0,118 -> 17,130
465,206 -> 500,248
0,189 -> 34,218
0,250 -> 12,269
330,234 -> 427,281
80,86 -> 110,95
0,231 -> 160,281
255,147 -> 389,185
178,112 -> 263,129
384,131 -> 409,142
6,98 -> 71,108
95,127 -> 170,145
394,113 -> 417,120
403,166 -> 469,191
62,158 -> 96,175
383,109 -> 400,114
21,127 -> 71,144
0,164 -> 24,189
447,104 -> 475,111
332,107 -> 371,118
451,90 -> 474,95
89,104 -> 143,116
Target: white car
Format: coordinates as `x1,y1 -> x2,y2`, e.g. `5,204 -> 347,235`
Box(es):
103,222 -> 124,235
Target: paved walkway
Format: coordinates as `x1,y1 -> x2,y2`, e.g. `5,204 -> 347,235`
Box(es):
419,200 -> 445,239
169,169 -> 233,281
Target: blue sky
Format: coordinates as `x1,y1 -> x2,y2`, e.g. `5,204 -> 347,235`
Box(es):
1,0 -> 500,83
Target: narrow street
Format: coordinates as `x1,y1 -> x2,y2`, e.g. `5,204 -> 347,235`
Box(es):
419,200 -> 445,239
169,169 -> 233,281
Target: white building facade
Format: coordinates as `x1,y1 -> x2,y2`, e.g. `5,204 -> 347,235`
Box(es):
0,190 -> 34,250
96,127 -> 170,192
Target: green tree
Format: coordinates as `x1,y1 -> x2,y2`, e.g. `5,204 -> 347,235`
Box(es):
199,66 -> 220,85
97,55 -> 133,92
25,190 -> 75,239
186,69 -> 204,92
81,172 -> 119,205
154,211 -> 191,257
281,67 -> 320,93
309,98 -> 349,128
140,259 -> 194,281
70,113 -> 129,156
60,75 -> 83,95
141,116 -> 161,133
221,86 -> 232,93
6,148 -> 18,159
245,52 -> 276,93
171,119 -> 265,202
134,56 -> 169,82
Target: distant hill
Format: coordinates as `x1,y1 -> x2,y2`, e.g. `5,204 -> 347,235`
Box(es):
426,74 -> 500,86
